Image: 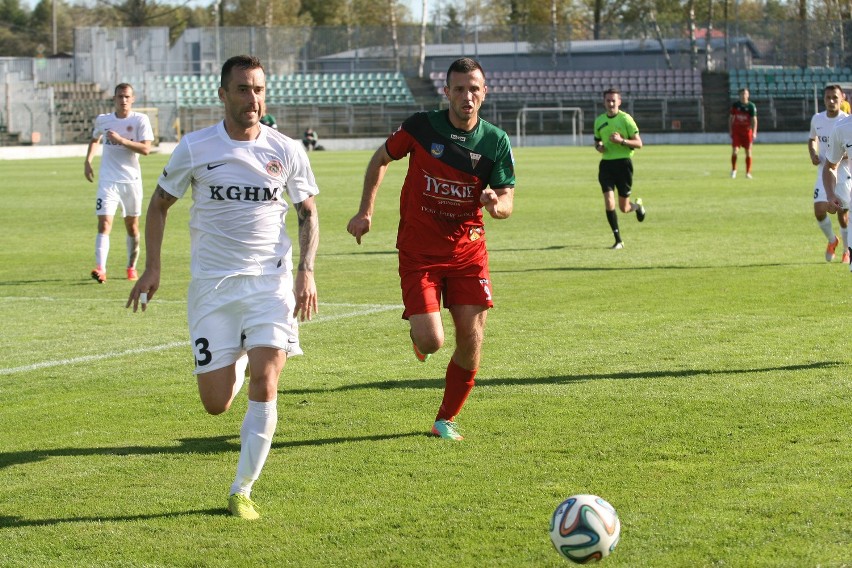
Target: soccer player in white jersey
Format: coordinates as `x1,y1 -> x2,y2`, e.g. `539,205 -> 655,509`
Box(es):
822,101 -> 852,270
84,83 -> 154,283
126,55 -> 320,520
809,84 -> 850,263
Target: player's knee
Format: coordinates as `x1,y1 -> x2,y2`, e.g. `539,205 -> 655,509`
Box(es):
418,336 -> 443,355
201,397 -> 231,415
413,331 -> 443,355
198,387 -> 233,415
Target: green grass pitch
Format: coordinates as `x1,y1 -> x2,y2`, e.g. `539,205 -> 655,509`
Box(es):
0,143 -> 850,566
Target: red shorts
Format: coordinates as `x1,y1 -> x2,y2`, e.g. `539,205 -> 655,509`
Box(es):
731,129 -> 753,149
398,248 -> 493,319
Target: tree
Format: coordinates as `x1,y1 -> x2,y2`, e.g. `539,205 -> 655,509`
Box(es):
27,0 -> 77,54
300,0 -> 347,25
0,0 -> 29,28
222,0 -> 308,25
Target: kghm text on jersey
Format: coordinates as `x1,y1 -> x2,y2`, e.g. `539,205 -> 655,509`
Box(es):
209,185 -> 281,201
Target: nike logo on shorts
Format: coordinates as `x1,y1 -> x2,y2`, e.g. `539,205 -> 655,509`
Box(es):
207,162 -> 226,170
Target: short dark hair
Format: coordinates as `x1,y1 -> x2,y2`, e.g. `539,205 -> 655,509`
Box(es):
221,55 -> 264,89
114,83 -> 133,95
603,87 -> 621,97
446,57 -> 485,85
738,88 -> 749,94
825,84 -> 844,95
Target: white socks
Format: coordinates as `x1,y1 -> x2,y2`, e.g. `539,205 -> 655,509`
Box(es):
230,399 -> 278,497
127,235 -> 140,268
817,216 -> 834,241
95,233 -> 140,270
95,233 -> 109,268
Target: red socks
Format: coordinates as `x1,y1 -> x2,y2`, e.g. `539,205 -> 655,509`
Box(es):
436,359 -> 477,421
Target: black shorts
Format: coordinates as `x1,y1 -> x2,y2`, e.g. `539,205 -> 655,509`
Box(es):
598,158 -> 634,197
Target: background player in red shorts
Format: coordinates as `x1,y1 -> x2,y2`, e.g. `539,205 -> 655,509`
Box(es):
347,57 -> 515,441
729,88 -> 758,179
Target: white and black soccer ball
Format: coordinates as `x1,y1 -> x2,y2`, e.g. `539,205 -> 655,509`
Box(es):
549,494 -> 620,563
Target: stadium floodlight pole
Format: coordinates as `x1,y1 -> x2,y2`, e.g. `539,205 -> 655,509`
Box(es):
418,0 -> 427,78
52,0 -> 57,54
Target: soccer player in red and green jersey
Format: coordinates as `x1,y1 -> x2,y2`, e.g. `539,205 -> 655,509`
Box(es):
347,57 -> 515,441
729,88 -> 758,178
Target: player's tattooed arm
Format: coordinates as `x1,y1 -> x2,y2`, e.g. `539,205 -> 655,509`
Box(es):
156,187 -> 178,204
293,196 -> 319,321
294,196 -> 319,272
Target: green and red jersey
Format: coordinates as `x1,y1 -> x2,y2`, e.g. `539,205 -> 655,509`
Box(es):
730,101 -> 757,133
385,109 -> 515,257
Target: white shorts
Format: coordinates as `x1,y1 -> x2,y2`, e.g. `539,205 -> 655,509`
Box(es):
187,273 -> 302,375
96,180 -> 143,217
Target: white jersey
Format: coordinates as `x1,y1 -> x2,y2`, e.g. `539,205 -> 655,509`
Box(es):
158,121 -> 319,279
825,114 -> 852,165
91,111 -> 154,182
811,110 -> 848,168
823,115 -> 852,206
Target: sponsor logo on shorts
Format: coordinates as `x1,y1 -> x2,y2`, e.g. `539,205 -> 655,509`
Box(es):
207,162 -> 226,170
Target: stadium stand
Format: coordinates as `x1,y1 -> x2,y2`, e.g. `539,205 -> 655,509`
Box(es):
430,68 -> 703,100
728,67 -> 852,97
151,71 -> 416,107
46,82 -> 112,145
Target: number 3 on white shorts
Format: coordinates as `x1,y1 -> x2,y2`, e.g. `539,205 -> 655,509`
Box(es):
194,337 -> 212,367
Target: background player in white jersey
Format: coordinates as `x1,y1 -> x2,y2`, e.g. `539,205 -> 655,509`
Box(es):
126,55 -> 320,520
84,83 -> 153,283
821,105 -> 852,270
809,84 -> 850,263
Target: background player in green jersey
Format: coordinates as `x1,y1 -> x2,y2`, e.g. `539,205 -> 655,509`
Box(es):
593,87 -> 646,249
729,88 -> 758,178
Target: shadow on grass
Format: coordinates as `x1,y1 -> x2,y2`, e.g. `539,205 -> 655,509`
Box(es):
0,509 -> 227,528
0,431 -> 425,528
492,260 -> 826,273
0,432 -> 422,473
284,361 -> 844,395
0,279 -> 73,286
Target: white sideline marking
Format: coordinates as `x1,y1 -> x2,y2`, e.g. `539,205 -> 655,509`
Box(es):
0,296 -> 186,304
0,302 -> 400,376
0,342 -> 188,376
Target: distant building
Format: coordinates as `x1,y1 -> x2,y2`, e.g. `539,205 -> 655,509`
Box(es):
317,37 -> 761,76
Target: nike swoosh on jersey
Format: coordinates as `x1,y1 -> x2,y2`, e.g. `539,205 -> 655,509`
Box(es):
207,162 -> 226,170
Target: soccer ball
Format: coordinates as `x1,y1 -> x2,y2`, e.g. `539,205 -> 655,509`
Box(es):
549,494 -> 621,563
